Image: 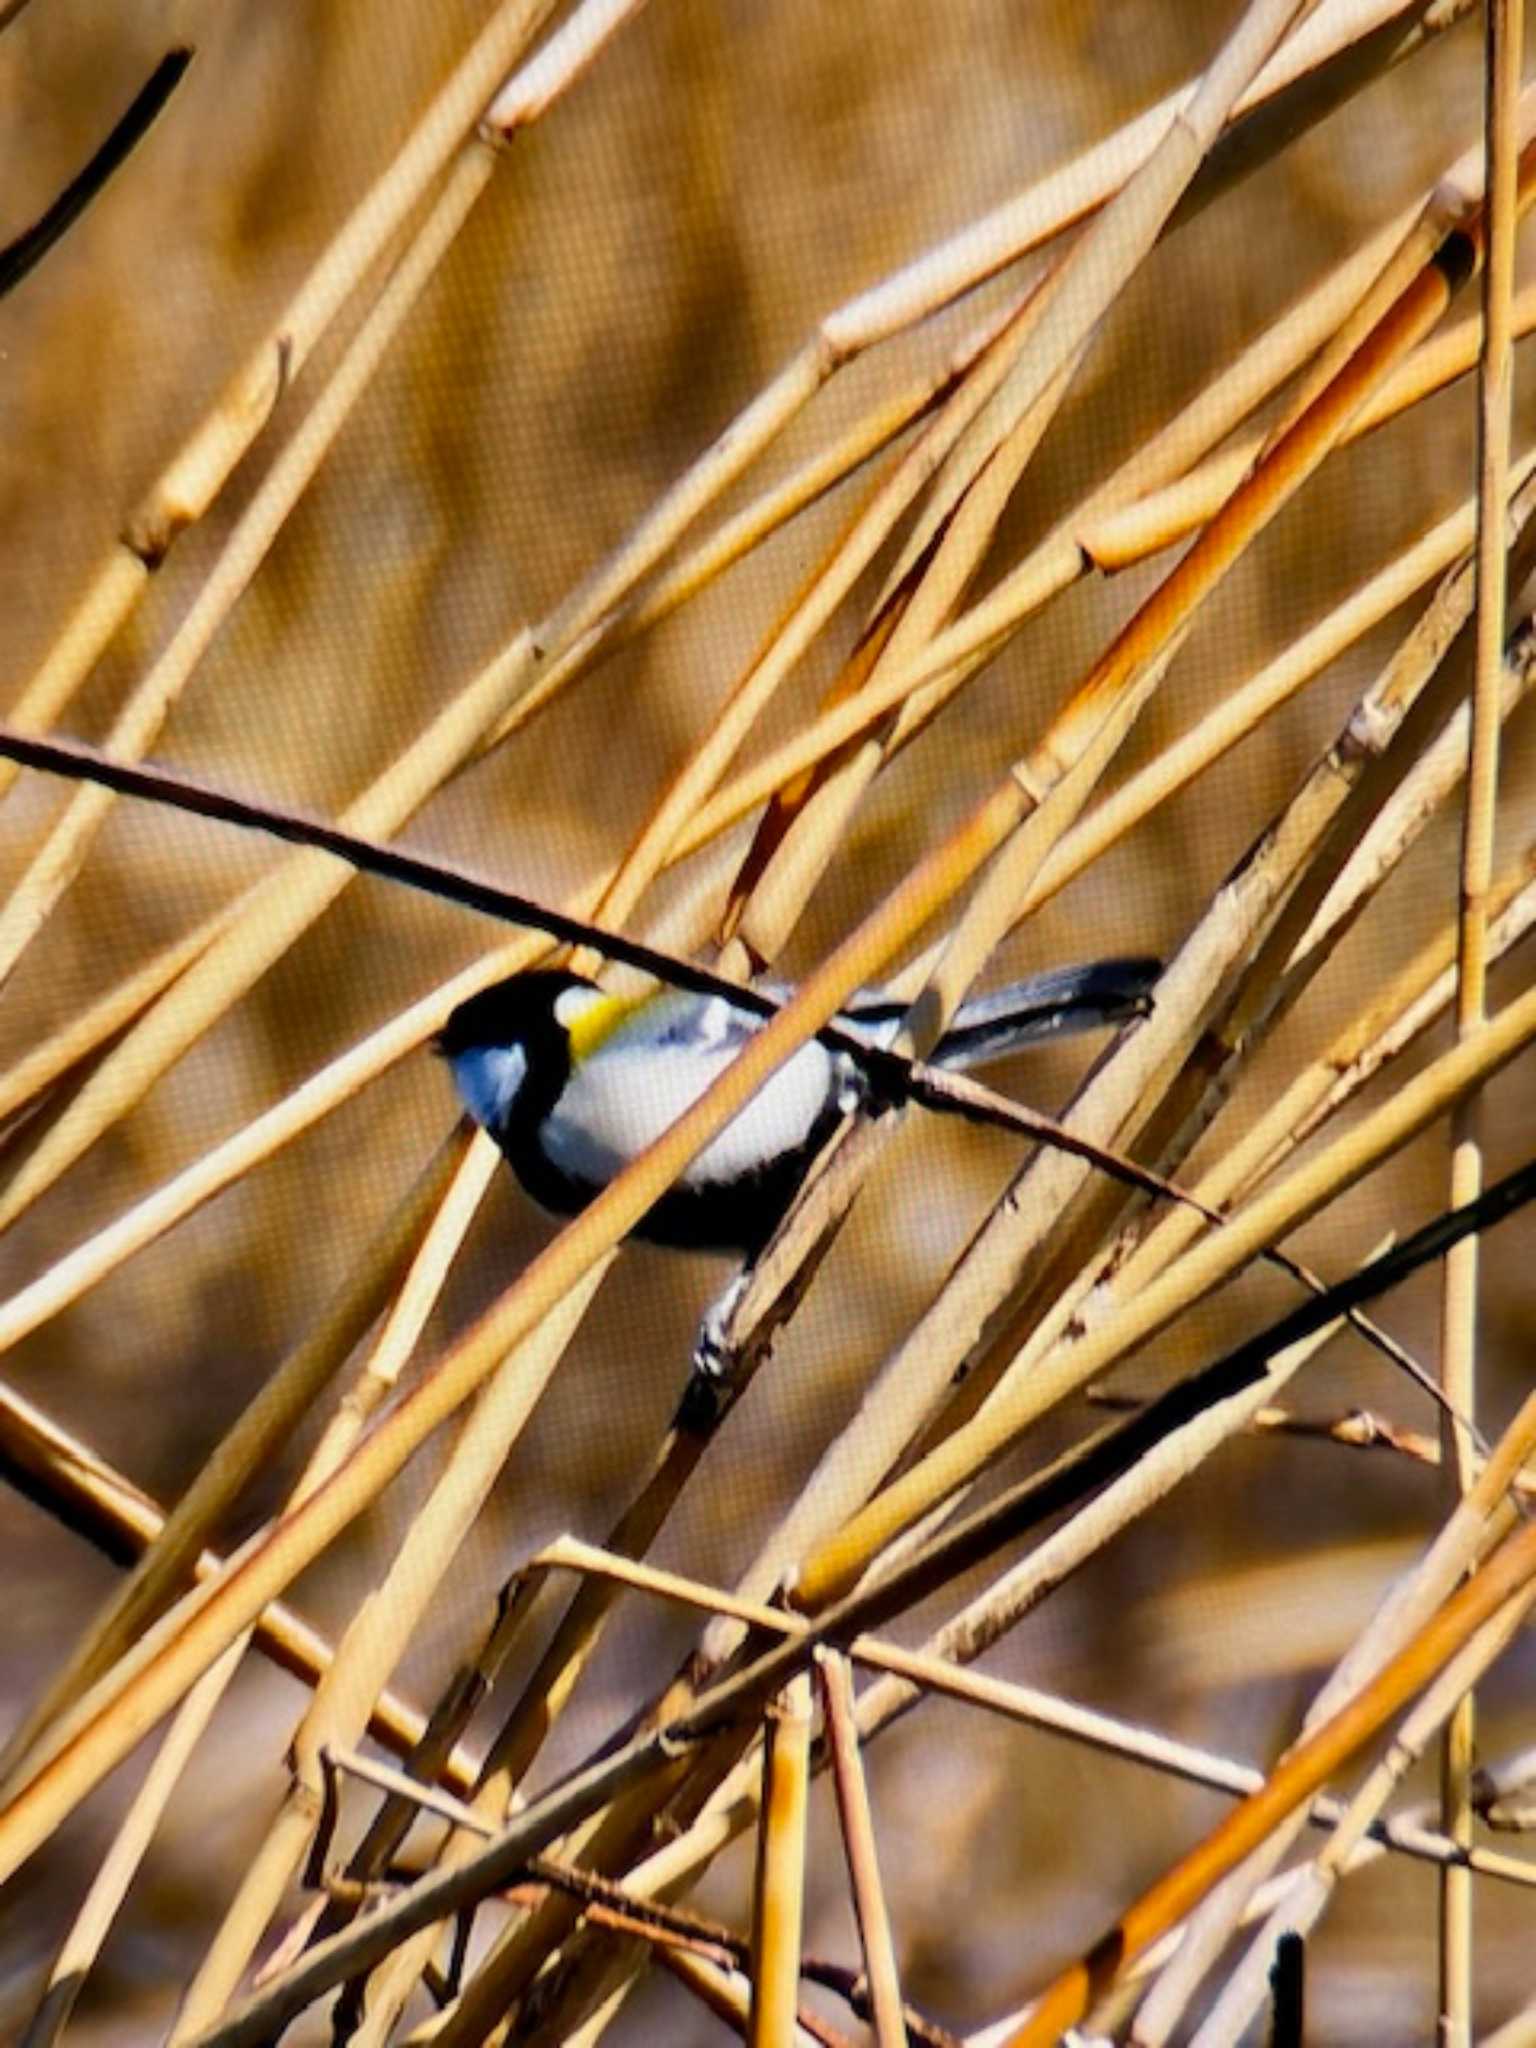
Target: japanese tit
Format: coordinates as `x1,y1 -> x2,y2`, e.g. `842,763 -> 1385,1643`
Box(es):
436,959 -> 1157,1259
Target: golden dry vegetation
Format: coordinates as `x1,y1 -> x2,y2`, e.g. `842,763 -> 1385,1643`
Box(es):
1,3 -> 1535,2044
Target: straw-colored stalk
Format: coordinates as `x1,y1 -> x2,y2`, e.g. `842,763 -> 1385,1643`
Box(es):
1435,1 -> 1526,2037
167,1153 -> 593,2041
747,1670 -> 814,2048
0,0 -> 562,790
0,0 -> 1458,1259
814,1650 -> 909,2048
1129,1390 -> 1536,2041
1006,1506 -> 1536,2047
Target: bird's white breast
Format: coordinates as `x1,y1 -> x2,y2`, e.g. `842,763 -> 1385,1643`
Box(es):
540,1032 -> 837,1190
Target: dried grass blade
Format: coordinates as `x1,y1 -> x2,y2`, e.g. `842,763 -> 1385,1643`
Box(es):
815,1650 -> 909,2048
1436,2 -> 1526,2033
0,0 -> 559,794
1003,1511 -> 1536,2047
747,1671 -> 814,2048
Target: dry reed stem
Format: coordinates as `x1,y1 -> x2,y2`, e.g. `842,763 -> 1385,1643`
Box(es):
487,6 -> 1474,1007
1085,275 -> 1536,572
397,1315 -> 769,1973
192,1361 -> 1536,2048
924,522 -> 1536,1498
796,976 -> 1536,1614
18,1645 -> 240,2048
826,90 -> 1532,765
0,150 -> 493,992
501,0 -> 1444,927
678,404 -> 1534,889
552,1544 -> 1503,1880
724,182 -> 1520,1634
550,1533 -> 1536,1939
816,283 -> 1536,799
537,0 -> 1450,686
22,1140 -> 496,2040
1031,478 -> 1534,921
720,349 -> 1082,976
1194,1588 -> 1533,2046
747,1670 -> 814,2048
0,1132 -> 470,1784
814,1651 -> 909,2048
0,0 -> 560,797
940,211 -> 1536,1360
1293,656 -> 1534,963
1131,1389 -> 1536,2041
624,278 -> 1065,977
310,1573 -> 584,2045
1436,4 -> 1525,2036
462,8 -> 1458,978
1005,1507 -> 1536,2047
170,1260 -> 603,2040
160,1137 -> 503,2025
274,1265 -> 609,2043
0,1378 -> 470,1780
1047,638 -> 1536,1400
1288,856 -> 1536,1142
472,302 -> 1021,759
482,0 -> 650,135
907,0 -> 1320,586
1117,846 -> 1535,1309
848,1306 -> 1348,1764
421,1755 -> 718,2046
0,899 -> 238,1134
721,0 -> 1311,979
810,4 -> 1466,348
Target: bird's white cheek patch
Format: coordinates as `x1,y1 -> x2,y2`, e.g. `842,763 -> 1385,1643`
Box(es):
554,985 -> 607,1029
449,1043 -> 529,1131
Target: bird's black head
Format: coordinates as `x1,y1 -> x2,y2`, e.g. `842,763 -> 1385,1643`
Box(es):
435,968 -> 599,1136
434,968 -> 597,1058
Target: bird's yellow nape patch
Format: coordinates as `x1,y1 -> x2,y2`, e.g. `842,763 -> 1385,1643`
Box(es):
556,984 -> 651,1061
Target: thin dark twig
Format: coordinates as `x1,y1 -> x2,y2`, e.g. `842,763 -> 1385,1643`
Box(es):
0,724 -> 1167,1183
0,50 -> 193,299
0,723 -> 1483,1422
823,1156 -> 1536,1636
1268,1929 -> 1305,2048
189,1161 -> 1536,2048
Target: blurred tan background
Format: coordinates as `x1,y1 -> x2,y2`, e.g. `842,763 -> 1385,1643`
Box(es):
2,3 -> 1534,2040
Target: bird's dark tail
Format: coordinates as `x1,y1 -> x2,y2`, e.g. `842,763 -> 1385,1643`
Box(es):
928,957 -> 1160,1069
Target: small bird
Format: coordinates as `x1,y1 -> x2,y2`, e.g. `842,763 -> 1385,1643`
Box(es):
437,959 -> 1158,1263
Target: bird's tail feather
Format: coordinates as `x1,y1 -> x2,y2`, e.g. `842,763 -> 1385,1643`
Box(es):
930,957 -> 1159,1069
